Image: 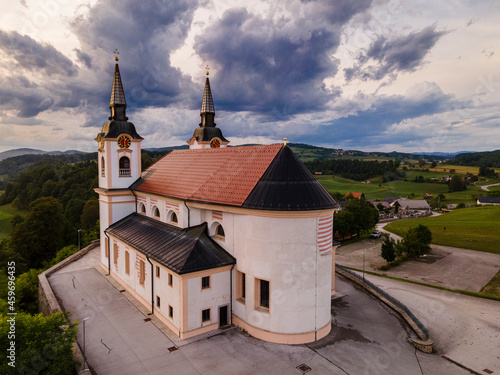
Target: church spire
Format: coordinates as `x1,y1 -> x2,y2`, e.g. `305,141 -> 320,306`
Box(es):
109,56 -> 128,121
200,68 -> 215,127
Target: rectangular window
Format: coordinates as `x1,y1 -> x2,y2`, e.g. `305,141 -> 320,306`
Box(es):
139,260 -> 145,285
156,296 -> 161,309
125,251 -> 130,275
201,276 -> 210,290
105,241 -> 109,258
156,266 -> 160,278
113,245 -> 118,265
255,278 -> 270,311
169,305 -> 173,319
168,273 -> 173,287
236,271 -> 246,303
201,308 -> 211,323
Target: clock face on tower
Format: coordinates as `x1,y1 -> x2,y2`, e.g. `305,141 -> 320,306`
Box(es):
210,139 -> 220,148
117,135 -> 131,148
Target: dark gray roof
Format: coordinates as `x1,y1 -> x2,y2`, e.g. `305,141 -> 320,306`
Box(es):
107,213 -> 235,274
96,120 -> 143,140
242,145 -> 338,210
190,126 -> 228,142
478,197 -> 500,203
383,196 -> 399,204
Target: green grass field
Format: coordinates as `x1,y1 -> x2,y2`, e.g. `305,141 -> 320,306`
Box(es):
385,206 -> 500,253
481,270 -> 500,296
315,174 -> 480,202
430,164 -> 480,174
0,203 -> 27,238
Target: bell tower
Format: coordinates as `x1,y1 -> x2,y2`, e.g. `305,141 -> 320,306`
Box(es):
95,59 -> 143,189
187,68 -> 229,149
95,57 -> 143,268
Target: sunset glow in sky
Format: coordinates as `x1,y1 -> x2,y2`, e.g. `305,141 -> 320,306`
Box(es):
0,0 -> 499,154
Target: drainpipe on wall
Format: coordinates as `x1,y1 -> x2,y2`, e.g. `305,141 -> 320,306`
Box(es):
146,256 -> 154,315
131,190 -> 138,213
104,230 -> 111,276
184,201 -> 190,228
230,264 -> 234,326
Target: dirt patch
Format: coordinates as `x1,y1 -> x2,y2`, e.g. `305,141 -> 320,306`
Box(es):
412,252 -> 447,264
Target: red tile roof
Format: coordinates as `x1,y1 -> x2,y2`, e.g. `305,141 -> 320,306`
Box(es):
345,192 -> 363,199
135,145 -> 283,206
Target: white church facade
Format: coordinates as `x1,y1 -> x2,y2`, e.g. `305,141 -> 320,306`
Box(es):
95,62 -> 339,344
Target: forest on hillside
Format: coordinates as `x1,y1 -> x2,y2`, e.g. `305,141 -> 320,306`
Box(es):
304,158 -> 405,181
449,150 -> 500,168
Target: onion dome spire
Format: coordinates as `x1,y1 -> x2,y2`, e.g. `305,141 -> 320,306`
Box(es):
200,66 -> 215,127
109,52 -> 128,121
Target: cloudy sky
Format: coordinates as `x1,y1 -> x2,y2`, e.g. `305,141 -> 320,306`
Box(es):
0,0 -> 499,154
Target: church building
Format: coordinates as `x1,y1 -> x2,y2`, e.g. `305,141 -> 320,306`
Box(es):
95,61 -> 339,344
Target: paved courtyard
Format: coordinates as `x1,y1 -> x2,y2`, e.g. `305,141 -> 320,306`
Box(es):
47,248 -> 472,374
335,223 -> 500,292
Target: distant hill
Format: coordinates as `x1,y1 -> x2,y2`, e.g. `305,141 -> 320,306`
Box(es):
0,148 -> 83,161
0,152 -> 97,184
448,150 -> 500,168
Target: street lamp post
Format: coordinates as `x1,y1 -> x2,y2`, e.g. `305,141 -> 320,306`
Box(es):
82,317 -> 89,370
362,251 -> 365,284
78,229 -> 81,251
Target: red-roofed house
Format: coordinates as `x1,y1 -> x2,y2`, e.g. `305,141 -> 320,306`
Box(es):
345,192 -> 364,199
94,63 -> 339,344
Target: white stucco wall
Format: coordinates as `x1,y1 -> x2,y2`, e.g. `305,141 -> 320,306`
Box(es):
231,213 -> 332,335
99,136 -> 141,190
186,271 -> 231,331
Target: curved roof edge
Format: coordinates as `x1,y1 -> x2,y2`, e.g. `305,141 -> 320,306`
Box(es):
242,145 -> 338,211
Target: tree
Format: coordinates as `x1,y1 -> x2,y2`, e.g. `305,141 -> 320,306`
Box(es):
9,197 -> 66,271
381,235 -> 396,262
80,197 -> 99,230
332,210 -> 356,240
418,159 -> 426,168
344,197 -> 379,238
402,224 -> 432,257
394,200 -> 401,214
141,152 -> 153,170
0,312 -> 79,374
448,175 -> 466,192
431,161 -> 437,168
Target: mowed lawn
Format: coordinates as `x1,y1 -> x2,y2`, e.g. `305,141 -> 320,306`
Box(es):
316,175 -> 467,201
385,206 -> 500,254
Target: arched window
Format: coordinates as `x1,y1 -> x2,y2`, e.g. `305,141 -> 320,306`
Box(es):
216,224 -> 225,238
153,206 -> 160,218
170,212 -> 178,223
101,156 -> 105,177
139,203 -> 146,214
119,156 -> 131,176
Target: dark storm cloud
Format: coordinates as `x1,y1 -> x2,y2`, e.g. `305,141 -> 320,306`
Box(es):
70,0 -> 200,113
74,48 -> 92,68
0,30 -> 78,77
0,76 -> 53,118
299,82 -> 456,147
345,25 -> 447,81
194,1 -> 372,118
